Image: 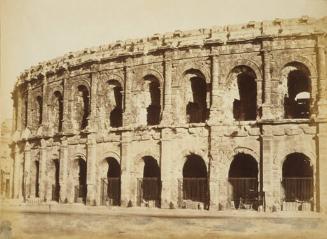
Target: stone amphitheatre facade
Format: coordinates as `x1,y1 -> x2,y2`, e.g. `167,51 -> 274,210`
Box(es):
10,16 -> 327,212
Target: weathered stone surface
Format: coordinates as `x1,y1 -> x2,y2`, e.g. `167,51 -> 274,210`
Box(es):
9,16 -> 327,212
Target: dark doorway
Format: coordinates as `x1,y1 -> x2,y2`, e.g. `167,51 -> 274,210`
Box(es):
77,85 -> 90,130
145,76 -> 161,126
232,66 -> 257,121
180,154 -> 208,209
24,99 -> 28,128
54,91 -> 63,132
52,159 -> 60,202
186,77 -> 208,123
109,81 -> 123,128
284,63 -> 311,119
75,158 -> 87,203
282,153 -> 313,203
138,156 -> 161,207
35,161 -> 40,198
110,107 -> 123,128
102,157 -> 121,206
36,96 -> 43,125
228,153 -> 258,209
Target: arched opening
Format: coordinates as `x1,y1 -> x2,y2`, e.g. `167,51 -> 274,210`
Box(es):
282,153 -> 313,209
185,70 -> 208,123
51,159 -> 60,202
24,99 -> 28,128
145,76 -> 161,125
230,66 -> 257,121
137,156 -> 161,207
180,154 -> 208,209
34,161 -> 40,198
74,157 -> 87,204
77,85 -> 90,130
283,62 -> 311,119
53,91 -> 63,132
108,80 -> 123,128
228,153 -> 258,210
36,96 -> 43,125
101,157 -> 121,206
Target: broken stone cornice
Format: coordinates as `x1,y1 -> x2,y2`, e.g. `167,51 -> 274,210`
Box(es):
15,16 -> 327,87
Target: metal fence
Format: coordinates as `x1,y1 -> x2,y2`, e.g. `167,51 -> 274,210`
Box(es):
52,184 -> 60,202
282,177 -> 313,202
137,177 -> 161,207
101,177 -> 121,206
178,178 -> 209,209
228,177 -> 259,210
74,184 -> 87,203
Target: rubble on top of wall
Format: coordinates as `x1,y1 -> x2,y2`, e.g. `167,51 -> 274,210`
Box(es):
13,16 -> 327,89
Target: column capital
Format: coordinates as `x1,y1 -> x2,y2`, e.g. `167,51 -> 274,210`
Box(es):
164,49 -> 175,59
24,141 -> 31,151
40,138 -> 47,148
261,125 -> 273,137
60,136 -> 68,146
87,133 -> 97,145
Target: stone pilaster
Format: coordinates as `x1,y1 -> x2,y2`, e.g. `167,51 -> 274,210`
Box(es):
209,50 -> 224,123
39,139 -> 47,201
317,123 -> 327,212
211,55 -> 219,108
208,134 -> 220,209
123,59 -> 133,127
317,37 -> 327,118
120,131 -> 132,206
162,52 -> 173,124
261,45 -> 273,119
13,144 -> 21,199
59,137 -> 68,203
89,69 -> 99,132
23,141 -> 31,199
62,77 -> 73,134
260,125 -> 276,211
160,128 -> 173,208
44,142 -> 53,202
86,133 -> 97,205
316,36 -> 327,213
26,83 -> 32,128
209,126 -> 227,210
41,76 -> 48,133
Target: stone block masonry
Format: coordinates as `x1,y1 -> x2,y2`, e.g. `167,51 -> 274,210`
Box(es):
9,16 -> 327,213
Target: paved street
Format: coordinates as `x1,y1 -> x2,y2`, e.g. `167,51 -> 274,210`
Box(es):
0,208 -> 326,239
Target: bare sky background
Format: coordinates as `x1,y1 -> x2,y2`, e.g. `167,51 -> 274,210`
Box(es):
1,0 -> 327,123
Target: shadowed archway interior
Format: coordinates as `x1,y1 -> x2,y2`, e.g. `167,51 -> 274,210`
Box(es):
282,153 -> 313,203
228,153 -> 258,209
139,156 -> 161,207
182,154 -> 208,207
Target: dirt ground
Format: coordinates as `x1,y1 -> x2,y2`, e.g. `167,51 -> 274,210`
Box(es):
0,210 -> 326,239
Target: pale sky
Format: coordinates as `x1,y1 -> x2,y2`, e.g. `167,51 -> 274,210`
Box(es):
1,0 -> 327,122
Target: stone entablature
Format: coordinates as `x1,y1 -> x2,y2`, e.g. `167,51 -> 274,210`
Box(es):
10,16 -> 327,213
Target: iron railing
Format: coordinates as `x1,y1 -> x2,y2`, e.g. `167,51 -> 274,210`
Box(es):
101,177 -> 121,206
137,177 -> 161,207
228,177 -> 259,210
282,177 -> 313,202
178,178 -> 209,209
